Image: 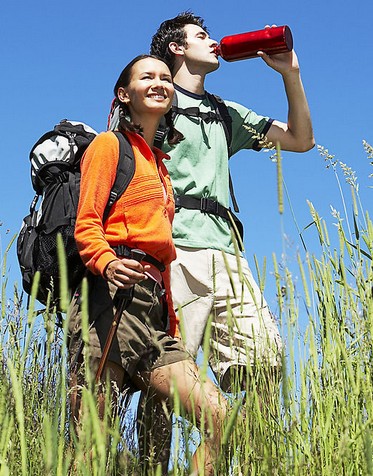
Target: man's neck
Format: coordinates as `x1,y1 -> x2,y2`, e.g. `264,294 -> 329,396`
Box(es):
173,65 -> 206,95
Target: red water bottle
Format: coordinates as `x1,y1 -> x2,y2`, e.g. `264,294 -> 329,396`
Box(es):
216,25 -> 293,62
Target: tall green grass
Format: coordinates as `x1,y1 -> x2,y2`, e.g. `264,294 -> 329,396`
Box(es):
1,141 -> 372,475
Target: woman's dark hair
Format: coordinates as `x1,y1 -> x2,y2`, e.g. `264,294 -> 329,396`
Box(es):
114,54 -> 183,146
150,11 -> 208,71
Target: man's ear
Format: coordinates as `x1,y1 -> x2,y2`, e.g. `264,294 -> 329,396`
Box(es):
169,42 -> 184,57
117,87 -> 129,103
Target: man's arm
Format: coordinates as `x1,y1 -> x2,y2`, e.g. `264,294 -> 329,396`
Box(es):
259,48 -> 315,153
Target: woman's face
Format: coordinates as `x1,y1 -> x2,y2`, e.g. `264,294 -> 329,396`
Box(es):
118,57 -> 174,122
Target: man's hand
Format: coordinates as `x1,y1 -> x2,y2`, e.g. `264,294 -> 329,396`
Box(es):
257,25 -> 300,76
258,49 -> 300,76
104,258 -> 150,289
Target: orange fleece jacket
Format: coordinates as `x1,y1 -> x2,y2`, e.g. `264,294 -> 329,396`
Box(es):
75,130 -> 179,335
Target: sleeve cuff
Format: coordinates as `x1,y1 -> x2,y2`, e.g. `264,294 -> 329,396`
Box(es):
252,118 -> 274,151
94,250 -> 118,277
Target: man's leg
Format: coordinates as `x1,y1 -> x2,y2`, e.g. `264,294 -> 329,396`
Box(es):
206,250 -> 283,469
208,250 -> 283,393
169,246 -> 215,355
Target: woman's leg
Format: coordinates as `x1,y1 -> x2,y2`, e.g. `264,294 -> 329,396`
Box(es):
133,359 -> 228,476
137,390 -> 172,475
70,358 -> 125,427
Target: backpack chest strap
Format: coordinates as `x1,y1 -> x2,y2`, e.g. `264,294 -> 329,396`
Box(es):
174,194 -> 244,250
172,106 -> 224,124
174,194 -> 231,221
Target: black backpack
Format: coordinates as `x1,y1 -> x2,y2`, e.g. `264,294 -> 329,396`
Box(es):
17,120 -> 135,310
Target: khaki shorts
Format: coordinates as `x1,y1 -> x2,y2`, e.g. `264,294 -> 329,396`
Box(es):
170,247 -> 283,391
68,274 -> 190,381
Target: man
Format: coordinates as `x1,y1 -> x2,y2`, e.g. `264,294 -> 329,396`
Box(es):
149,12 -> 314,391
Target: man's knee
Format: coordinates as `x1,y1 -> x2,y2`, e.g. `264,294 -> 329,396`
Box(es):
219,363 -> 282,394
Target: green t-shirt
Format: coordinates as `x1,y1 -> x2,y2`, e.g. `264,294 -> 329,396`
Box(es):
163,85 -> 272,253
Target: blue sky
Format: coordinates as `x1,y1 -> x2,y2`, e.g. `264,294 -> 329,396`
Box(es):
1,0 -> 372,339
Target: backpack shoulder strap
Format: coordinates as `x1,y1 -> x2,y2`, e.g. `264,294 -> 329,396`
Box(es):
206,93 -> 240,213
154,92 -> 179,149
103,131 -> 135,223
206,92 -> 232,157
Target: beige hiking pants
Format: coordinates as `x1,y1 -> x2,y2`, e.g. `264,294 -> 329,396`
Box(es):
170,246 -> 283,390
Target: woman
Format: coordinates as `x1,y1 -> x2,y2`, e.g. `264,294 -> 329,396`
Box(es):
68,55 -> 227,476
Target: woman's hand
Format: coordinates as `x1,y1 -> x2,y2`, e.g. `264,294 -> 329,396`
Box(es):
104,258 -> 150,289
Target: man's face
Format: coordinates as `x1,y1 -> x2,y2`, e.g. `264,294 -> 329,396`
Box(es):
181,24 -> 220,73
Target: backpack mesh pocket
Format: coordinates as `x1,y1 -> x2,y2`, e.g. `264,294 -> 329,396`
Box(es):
35,225 -> 85,304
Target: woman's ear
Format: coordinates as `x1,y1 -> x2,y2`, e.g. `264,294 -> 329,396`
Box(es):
117,87 -> 129,103
169,42 -> 184,57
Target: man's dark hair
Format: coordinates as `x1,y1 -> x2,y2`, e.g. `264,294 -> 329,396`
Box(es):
150,11 -> 209,71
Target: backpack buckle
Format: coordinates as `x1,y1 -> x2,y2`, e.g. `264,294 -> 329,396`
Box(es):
174,194 -> 182,210
200,197 -> 218,215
